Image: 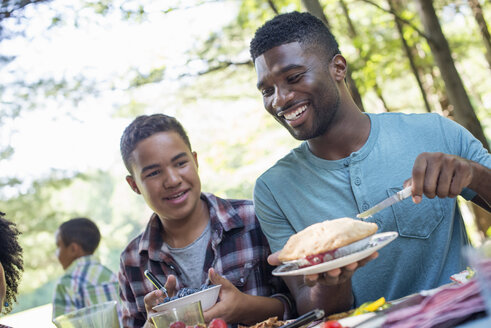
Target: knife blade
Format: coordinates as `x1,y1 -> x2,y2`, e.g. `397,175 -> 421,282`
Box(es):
356,186 -> 412,219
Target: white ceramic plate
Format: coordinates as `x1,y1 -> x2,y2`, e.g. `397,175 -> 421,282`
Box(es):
152,284 -> 221,312
272,231 -> 398,276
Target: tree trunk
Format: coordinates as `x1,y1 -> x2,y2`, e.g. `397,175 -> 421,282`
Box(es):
468,0 -> 491,70
301,0 -> 365,111
415,0 -> 490,151
302,0 -> 329,26
388,0 -> 432,113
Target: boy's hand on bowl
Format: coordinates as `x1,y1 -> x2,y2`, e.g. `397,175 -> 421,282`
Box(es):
203,268 -> 244,323
144,274 -> 178,316
144,289 -> 165,316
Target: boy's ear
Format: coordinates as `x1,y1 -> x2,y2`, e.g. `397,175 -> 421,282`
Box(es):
68,242 -> 85,257
126,175 -> 141,194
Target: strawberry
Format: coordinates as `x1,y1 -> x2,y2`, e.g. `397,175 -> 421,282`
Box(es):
322,320 -> 343,328
169,321 -> 186,328
208,318 -> 227,328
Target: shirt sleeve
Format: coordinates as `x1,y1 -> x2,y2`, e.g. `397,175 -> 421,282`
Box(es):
437,115 -> 491,200
253,177 -> 296,253
52,279 -> 77,320
118,258 -> 146,328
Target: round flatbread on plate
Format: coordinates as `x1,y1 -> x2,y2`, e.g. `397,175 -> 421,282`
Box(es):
272,231 -> 398,276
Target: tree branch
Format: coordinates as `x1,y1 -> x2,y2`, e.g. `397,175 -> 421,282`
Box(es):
357,0 -> 431,42
267,0 -> 279,15
0,0 -> 50,21
178,59 -> 253,78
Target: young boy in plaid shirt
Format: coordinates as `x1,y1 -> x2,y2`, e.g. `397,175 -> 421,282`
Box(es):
52,217 -> 120,320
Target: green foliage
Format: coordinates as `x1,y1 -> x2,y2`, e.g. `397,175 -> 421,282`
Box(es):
0,168 -> 148,311
129,66 -> 167,88
0,145 -> 14,161
83,0 -> 111,15
9,279 -> 58,314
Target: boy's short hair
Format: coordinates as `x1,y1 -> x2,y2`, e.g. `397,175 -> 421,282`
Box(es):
120,114 -> 192,175
0,211 -> 23,314
58,218 -> 100,254
249,11 -> 340,63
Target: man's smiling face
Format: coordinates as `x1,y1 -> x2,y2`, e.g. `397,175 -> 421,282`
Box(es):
255,42 -> 340,140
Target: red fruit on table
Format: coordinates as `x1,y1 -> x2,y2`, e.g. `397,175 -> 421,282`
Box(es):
322,320 -> 343,328
170,321 -> 186,328
208,318 -> 227,328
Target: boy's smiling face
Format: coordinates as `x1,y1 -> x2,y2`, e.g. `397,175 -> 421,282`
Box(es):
126,131 -> 202,223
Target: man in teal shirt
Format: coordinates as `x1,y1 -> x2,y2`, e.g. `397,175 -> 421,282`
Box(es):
250,11 -> 491,316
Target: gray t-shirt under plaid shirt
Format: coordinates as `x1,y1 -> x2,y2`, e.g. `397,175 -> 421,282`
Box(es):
165,221 -> 211,287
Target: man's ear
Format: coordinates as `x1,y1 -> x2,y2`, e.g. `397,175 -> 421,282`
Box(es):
126,175 -> 141,194
192,151 -> 198,168
330,54 -> 347,82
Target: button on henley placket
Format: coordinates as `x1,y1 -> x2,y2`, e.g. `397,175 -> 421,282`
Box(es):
347,155 -> 370,216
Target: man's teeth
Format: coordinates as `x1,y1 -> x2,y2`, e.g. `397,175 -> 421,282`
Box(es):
283,105 -> 307,120
167,191 -> 185,199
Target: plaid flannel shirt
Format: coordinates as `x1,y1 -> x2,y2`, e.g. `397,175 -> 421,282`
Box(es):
119,192 -> 291,328
52,255 -> 120,320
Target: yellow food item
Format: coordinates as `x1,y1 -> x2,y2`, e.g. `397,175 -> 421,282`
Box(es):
351,297 -> 387,316
364,297 -> 386,312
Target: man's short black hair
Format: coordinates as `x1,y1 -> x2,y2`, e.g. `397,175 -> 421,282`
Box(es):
250,11 -> 340,62
58,217 -> 100,254
0,212 -> 23,314
120,114 -> 192,175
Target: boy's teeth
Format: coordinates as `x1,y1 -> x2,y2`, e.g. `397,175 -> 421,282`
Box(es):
284,105 -> 307,120
168,191 -> 185,199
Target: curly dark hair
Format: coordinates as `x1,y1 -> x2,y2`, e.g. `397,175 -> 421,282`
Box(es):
250,11 -> 340,63
0,211 -> 23,314
58,217 -> 101,254
120,114 -> 192,175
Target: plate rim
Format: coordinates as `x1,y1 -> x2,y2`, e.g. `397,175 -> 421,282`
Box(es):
151,284 -> 222,312
272,231 -> 398,276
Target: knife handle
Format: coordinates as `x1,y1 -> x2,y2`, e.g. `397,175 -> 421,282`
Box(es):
398,186 -> 412,200
279,309 -> 324,328
144,270 -> 169,297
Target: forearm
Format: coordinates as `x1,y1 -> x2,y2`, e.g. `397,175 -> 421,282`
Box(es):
238,294 -> 284,325
469,161 -> 491,208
